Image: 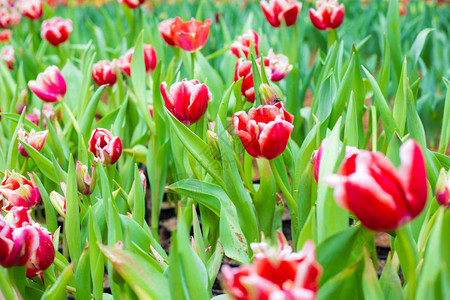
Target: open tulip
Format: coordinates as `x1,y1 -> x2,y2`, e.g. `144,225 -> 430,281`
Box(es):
267,49 -> 293,81
0,170 -> 41,211
160,79 -> 211,126
0,29 -> 11,42
18,0 -> 43,20
76,161 -> 96,195
88,128 -> 123,165
92,60 -> 117,86
118,0 -> 145,9
1,44 -> 14,70
117,44 -> 157,76
230,29 -> 259,59
309,0 -> 345,31
17,127 -> 48,158
41,17 -> 72,46
26,223 -> 54,277
167,17 -> 211,52
260,0 -> 302,28
325,139 -> 428,231
158,18 -> 176,47
223,231 -> 322,300
234,57 -> 271,103
28,66 -> 67,102
233,102 -> 294,160
436,168 -> 450,208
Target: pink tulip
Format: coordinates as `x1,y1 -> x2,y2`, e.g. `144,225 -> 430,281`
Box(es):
25,103 -> 56,127
117,44 -> 157,77
117,0 -> 144,9
436,168 -> 450,208
75,161 -> 96,195
309,0 -> 345,31
1,44 -> 14,70
230,30 -> 259,59
26,223 -> 54,277
233,102 -> 294,160
28,66 -> 67,102
234,57 -> 271,103
41,17 -> 72,46
160,79 -> 211,126
92,60 -> 117,86
17,127 -> 48,158
260,0 -> 302,28
267,48 -> 293,81
88,128 -> 123,165
18,0 -> 43,20
0,6 -> 21,29
325,139 -> 428,231
0,170 -> 41,211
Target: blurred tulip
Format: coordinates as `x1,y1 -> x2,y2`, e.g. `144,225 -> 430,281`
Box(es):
233,102 -> 294,160
148,104 -> 154,118
267,49 -> 292,81
309,0 -> 345,31
436,168 -> 450,208
234,57 -> 271,103
76,161 -> 96,195
117,44 -> 157,76
230,29 -> 259,59
28,65 -> 67,103
0,29 -> 11,42
92,60 -> 117,86
165,17 -> 211,52
17,127 -> 48,158
25,103 -> 55,127
161,79 -> 211,126
0,6 -> 21,29
0,170 -> 41,211
117,0 -> 144,9
325,139 -> 428,231
260,0 -> 302,28
1,44 -> 14,70
223,231 -> 322,300
158,18 -> 176,47
88,128 -> 123,165
15,90 -> 28,114
41,17 -> 72,46
139,170 -> 146,195
18,0 -> 43,20
259,83 -> 280,105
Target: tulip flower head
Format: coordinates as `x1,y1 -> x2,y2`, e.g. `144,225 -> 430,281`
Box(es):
259,83 -> 280,105
260,0 -> 303,28
88,128 -> 123,165
159,17 -> 211,52
267,48 -> 293,81
1,44 -> 14,70
160,79 -> 211,126
0,170 -> 41,211
117,0 -> 145,9
158,18 -> 176,47
436,168 -> 450,208
117,44 -> 157,77
230,29 -> 259,59
223,231 -> 322,300
0,29 -> 11,42
92,60 -> 117,86
234,57 -> 272,103
28,66 -> 67,103
325,139 -> 428,231
309,0 -> 345,31
76,161 -> 96,195
25,103 -> 55,128
17,127 -> 48,158
233,102 -> 294,160
41,17 -> 72,46
0,5 -> 21,29
18,0 -> 43,20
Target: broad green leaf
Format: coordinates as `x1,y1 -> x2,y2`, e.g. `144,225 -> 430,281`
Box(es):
65,156 -> 82,263
362,248 -> 385,300
79,85 -> 106,138
393,59 -> 408,136
380,253 -> 403,300
42,263 -> 74,300
438,82 -> 450,154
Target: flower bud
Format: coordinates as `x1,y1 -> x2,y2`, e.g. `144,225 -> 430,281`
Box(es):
207,130 -> 221,161
17,127 -> 48,158
436,168 -> 450,208
15,90 -> 28,114
92,60 -> 117,87
76,161 -> 96,195
258,83 -> 279,105
41,17 -> 72,47
88,128 -> 122,165
49,190 -> 66,217
309,0 -> 345,31
117,44 -> 157,77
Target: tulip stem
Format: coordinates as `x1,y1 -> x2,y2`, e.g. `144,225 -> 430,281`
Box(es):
19,159 -> 28,175
327,29 -> 338,50
370,106 -> 377,152
190,51 -> 196,78
61,101 -> 80,135
269,159 -> 298,216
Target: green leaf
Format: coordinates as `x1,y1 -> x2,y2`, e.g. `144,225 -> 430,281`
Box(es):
438,82 -> 450,154
380,253 -> 403,300
42,263 -> 74,300
362,247 -> 385,300
409,28 -> 435,69
132,164 -> 145,226
7,110 -> 25,170
387,0 -> 402,86
378,35 -> 391,98
75,247 -> 91,300
79,85 -> 106,138
65,156 -> 82,263
393,59 -> 408,136
344,92 -> 359,147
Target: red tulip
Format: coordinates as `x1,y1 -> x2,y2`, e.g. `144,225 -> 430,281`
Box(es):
18,0 -> 43,20
88,128 -> 122,165
267,48 -> 292,81
117,44 -> 157,77
117,0 -> 145,9
230,29 -> 259,59
28,66 -> 67,103
223,231 -> 322,300
41,17 -> 72,46
26,223 -> 54,277
158,18 -> 176,47
309,0 -> 345,31
1,44 -> 14,70
0,170 -> 41,211
436,168 -> 450,208
325,139 -> 428,231
166,17 -> 211,52
233,102 -> 294,160
160,79 -> 211,126
17,127 -> 48,158
75,161 -> 96,195
234,57 -> 271,103
0,6 -> 21,29
260,0 -> 302,28
92,60 -> 117,86
0,29 -> 11,42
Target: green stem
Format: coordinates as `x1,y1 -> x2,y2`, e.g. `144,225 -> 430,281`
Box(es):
371,106 -> 377,152
19,159 -> 28,175
190,51 -> 196,78
61,101 -> 80,135
327,29 -> 338,50
269,159 -> 298,216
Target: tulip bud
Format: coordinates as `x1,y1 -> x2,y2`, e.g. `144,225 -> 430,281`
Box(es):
15,90 -> 28,114
76,161 -> 96,195
41,17 -> 73,47
0,170 -> 41,211
18,0 -> 43,20
26,224 -> 55,277
260,0 -> 303,28
88,128 -> 123,165
28,66 -> 67,103
207,130 -> 221,161
49,190 -> 66,217
139,170 -> 147,195
259,83 -> 279,105
436,168 -> 450,208
0,29 -> 11,43
117,0 -> 145,9
17,127 -> 48,158
92,60 -> 117,87
1,45 -> 14,70
309,0 -> 345,31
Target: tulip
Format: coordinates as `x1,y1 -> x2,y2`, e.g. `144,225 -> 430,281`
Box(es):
0,29 -> 11,42
435,168 -> 450,208
41,17 -> 72,46
49,190 -> 66,217
230,29 -> 259,59
28,66 -> 67,103
148,104 -> 154,118
223,231 -> 322,300
166,17 -> 211,52
15,90 -> 29,114
233,102 -> 294,160
1,44 -> 14,70
267,48 -> 293,81
117,44 -> 157,77
26,223 -> 55,277
139,170 -> 146,195
25,103 -> 55,127
158,18 -> 176,47
92,60 -> 117,86
160,79 -> 211,126
0,170 -> 41,211
76,161 -> 96,195
260,0 -> 302,28
325,139 -> 428,231
18,0 -> 43,20
88,128 -> 123,165
234,57 -> 271,103
117,0 -> 144,9
0,6 -> 21,29
309,0 -> 345,31
259,83 -> 280,105
17,127 -> 48,158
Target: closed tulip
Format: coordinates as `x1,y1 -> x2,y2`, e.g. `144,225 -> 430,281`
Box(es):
309,0 -> 345,31
26,224 -> 54,277
117,44 -> 157,77
233,102 -> 294,160
18,0 -> 43,20
92,60 -> 117,86
28,66 -> 67,103
160,79 -> 211,126
165,17 -> 211,52
1,45 -> 14,70
230,29 -> 259,59
17,127 -> 48,158
260,0 -> 302,28
0,170 -> 41,211
41,17 -> 72,46
267,49 -> 293,81
88,128 -> 123,165
435,168 -> 450,208
117,0 -> 145,9
325,139 -> 428,231
234,57 -> 271,103
76,161 -> 96,195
